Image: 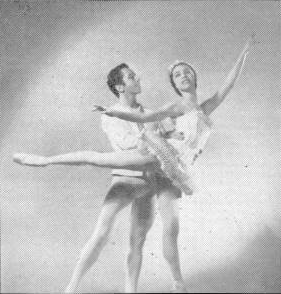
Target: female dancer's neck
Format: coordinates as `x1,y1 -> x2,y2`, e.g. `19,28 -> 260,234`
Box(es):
180,92 -> 198,110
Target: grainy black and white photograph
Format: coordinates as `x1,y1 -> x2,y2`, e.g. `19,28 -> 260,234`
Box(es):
1,0 -> 280,293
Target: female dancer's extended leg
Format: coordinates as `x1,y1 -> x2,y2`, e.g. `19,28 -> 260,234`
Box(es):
13,150 -> 193,194
13,150 -> 158,170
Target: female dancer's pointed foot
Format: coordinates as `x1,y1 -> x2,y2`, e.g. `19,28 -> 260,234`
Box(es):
13,153 -> 49,166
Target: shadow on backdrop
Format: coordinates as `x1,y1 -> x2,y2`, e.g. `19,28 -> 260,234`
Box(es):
0,0 -> 129,139
182,226 -> 281,293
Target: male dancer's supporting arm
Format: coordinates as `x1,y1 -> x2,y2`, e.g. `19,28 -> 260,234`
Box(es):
200,33 -> 257,116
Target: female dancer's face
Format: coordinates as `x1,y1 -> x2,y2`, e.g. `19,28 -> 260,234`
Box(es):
172,64 -> 196,94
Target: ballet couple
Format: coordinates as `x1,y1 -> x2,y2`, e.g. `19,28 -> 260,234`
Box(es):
13,35 -> 256,293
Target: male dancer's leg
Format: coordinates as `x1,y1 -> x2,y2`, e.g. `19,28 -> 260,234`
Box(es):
65,175 -> 154,293
125,191 -> 155,293
65,178 -> 135,293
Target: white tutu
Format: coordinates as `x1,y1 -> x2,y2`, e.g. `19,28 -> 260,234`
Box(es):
139,108 -> 212,195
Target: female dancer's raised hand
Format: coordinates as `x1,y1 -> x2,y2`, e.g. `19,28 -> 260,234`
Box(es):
244,33 -> 259,54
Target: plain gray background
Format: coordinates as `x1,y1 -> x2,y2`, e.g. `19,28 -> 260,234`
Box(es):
1,0 -> 280,293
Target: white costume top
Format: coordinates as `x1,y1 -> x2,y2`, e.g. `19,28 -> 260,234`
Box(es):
168,107 -> 212,165
141,107 -> 212,195
101,104 -> 151,177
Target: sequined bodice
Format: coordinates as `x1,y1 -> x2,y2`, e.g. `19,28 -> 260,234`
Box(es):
168,108 -> 212,163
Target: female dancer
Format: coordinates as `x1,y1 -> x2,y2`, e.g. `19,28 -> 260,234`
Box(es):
13,34 -> 256,195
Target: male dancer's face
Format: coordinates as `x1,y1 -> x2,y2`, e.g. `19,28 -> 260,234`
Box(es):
120,67 -> 141,96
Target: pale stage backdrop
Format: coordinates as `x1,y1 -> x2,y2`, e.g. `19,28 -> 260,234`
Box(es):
1,1 -> 280,293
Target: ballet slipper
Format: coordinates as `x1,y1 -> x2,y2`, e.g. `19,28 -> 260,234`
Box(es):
170,280 -> 187,293
13,153 -> 49,166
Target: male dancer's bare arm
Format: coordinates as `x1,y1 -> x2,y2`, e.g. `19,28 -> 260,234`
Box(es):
200,33 -> 257,116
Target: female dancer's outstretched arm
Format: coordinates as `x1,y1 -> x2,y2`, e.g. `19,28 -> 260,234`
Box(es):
200,33 -> 257,116
95,101 -> 184,123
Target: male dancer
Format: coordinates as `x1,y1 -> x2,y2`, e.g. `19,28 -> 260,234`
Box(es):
64,63 -> 157,293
